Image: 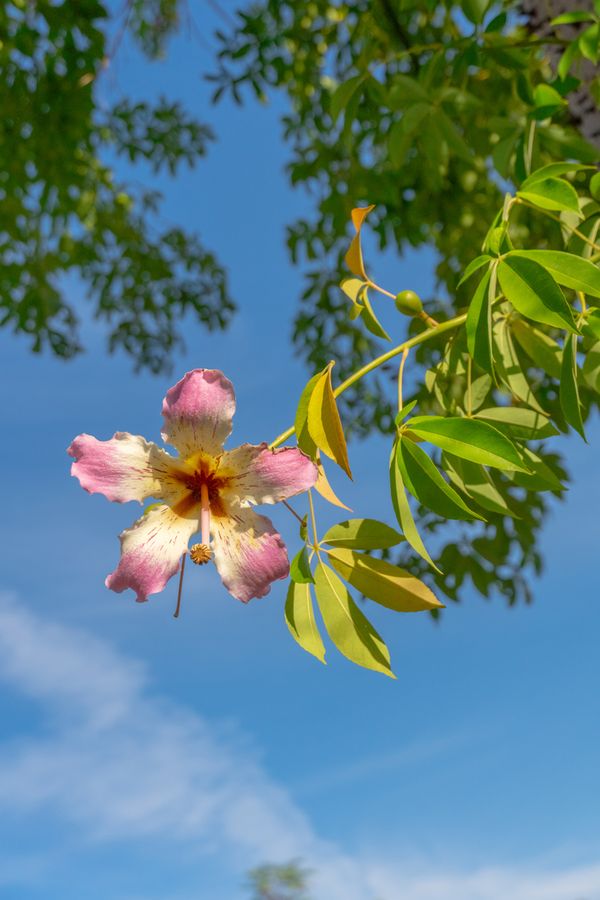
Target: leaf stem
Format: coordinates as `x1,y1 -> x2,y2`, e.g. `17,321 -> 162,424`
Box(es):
308,489 -> 319,553
270,313 -> 467,448
398,347 -> 409,411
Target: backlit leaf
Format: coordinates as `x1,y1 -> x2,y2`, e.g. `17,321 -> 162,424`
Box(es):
294,372 -> 320,456
406,415 -> 529,471
560,334 -> 586,439
494,318 -> 547,413
313,562 -> 394,677
307,362 -> 352,477
322,518 -> 403,550
285,581 -> 326,663
362,290 -> 391,340
509,250 -> 600,300
314,460 -> 352,510
290,547 -> 314,584
396,435 -> 483,521
327,547 -> 443,613
344,204 -> 375,279
511,318 -> 562,379
389,442 -> 439,571
475,406 -> 558,439
458,254 -> 492,287
498,256 -> 577,332
517,177 -> 581,214
443,454 -> 518,517
582,341 -> 600,393
466,267 -> 494,373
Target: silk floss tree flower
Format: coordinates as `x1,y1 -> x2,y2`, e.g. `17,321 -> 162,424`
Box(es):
68,369 -> 318,610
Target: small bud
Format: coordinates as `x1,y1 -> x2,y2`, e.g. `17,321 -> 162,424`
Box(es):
190,543 -> 211,565
395,290 -> 423,317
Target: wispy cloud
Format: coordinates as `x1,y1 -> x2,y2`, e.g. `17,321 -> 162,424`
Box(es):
0,592 -> 598,900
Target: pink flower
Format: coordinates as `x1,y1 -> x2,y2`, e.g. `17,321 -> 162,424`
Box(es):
68,369 -> 317,604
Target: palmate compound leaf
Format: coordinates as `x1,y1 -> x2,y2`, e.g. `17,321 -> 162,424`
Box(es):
285,581 -> 326,664
344,204 -> 375,279
390,441 -> 440,573
560,334 -> 586,440
307,362 -> 352,478
466,267 -> 494,373
321,518 -> 403,550
326,547 -> 443,613
406,416 -> 530,472
396,435 -> 484,521
498,256 -> 578,333
313,561 -> 394,677
509,250 -> 600,300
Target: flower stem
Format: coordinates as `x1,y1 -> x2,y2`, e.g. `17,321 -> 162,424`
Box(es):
173,552 -> 187,619
282,498 -> 304,525
270,313 -> 467,449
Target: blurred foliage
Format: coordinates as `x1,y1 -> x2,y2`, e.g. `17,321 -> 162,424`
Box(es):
247,860 -> 311,900
0,0 -> 233,371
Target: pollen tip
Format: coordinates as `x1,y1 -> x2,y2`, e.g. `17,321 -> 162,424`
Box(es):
190,543 -> 212,565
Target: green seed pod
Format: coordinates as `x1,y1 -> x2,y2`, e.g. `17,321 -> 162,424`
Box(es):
395,290 -> 423,317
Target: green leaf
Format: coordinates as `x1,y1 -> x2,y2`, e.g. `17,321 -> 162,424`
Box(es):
533,84 -> 566,111
466,267 -> 494,373
468,373 -> 493,412
406,415 -> 529,471
443,454 -> 518,517
290,547 -> 314,584
582,309 -> 600,341
510,447 -> 565,491
395,399 -> 418,425
493,318 -> 548,414
294,372 -> 320,456
560,334 -> 586,439
285,582 -> 326,663
475,406 -> 558,439
322,518 -> 404,550
508,250 -> 600,300
579,23 -> 600,63
361,290 -> 391,341
396,435 -> 483,521
551,11 -> 595,24
340,276 -> 366,305
313,562 -> 394,677
498,256 -> 577,332
521,163 -> 594,187
517,177 -> 581,214
307,362 -> 352,477
436,109 -> 472,162
389,442 -> 440,572
388,75 -> 429,107
510,317 -> 562,379
582,341 -> 600,393
458,254 -> 492,287
331,73 -> 367,123
327,548 -> 443,613
557,38 -> 581,80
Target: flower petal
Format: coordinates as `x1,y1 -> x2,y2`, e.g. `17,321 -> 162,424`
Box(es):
212,506 -> 289,603
106,505 -> 199,603
221,443 -> 318,506
161,369 -> 236,458
68,432 -> 183,504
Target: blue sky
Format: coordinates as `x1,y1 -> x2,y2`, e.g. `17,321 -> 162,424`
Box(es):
1,9 -> 599,900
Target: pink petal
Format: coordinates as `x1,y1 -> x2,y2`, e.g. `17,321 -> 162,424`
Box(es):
161,369 -> 236,458
106,505 -> 199,603
212,506 -> 289,603
68,433 -> 183,504
221,443 -> 318,506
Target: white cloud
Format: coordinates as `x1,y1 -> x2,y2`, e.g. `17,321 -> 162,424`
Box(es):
0,592 -> 598,900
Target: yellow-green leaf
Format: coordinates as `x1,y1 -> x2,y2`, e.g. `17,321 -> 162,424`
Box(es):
511,318 -> 562,379
509,250 -> 600,299
406,415 -> 529,472
290,547 -> 314,584
560,334 -> 586,439
294,373 -> 320,456
313,561 -> 394,676
327,547 -> 443,613
493,318 -> 548,414
498,256 -> 577,332
475,406 -> 558,440
397,435 -> 483,521
285,581 -> 326,664
389,442 -> 440,572
314,460 -> 352,510
307,362 -> 352,477
466,268 -> 494,373
443,454 -> 518,518
322,518 -> 403,550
